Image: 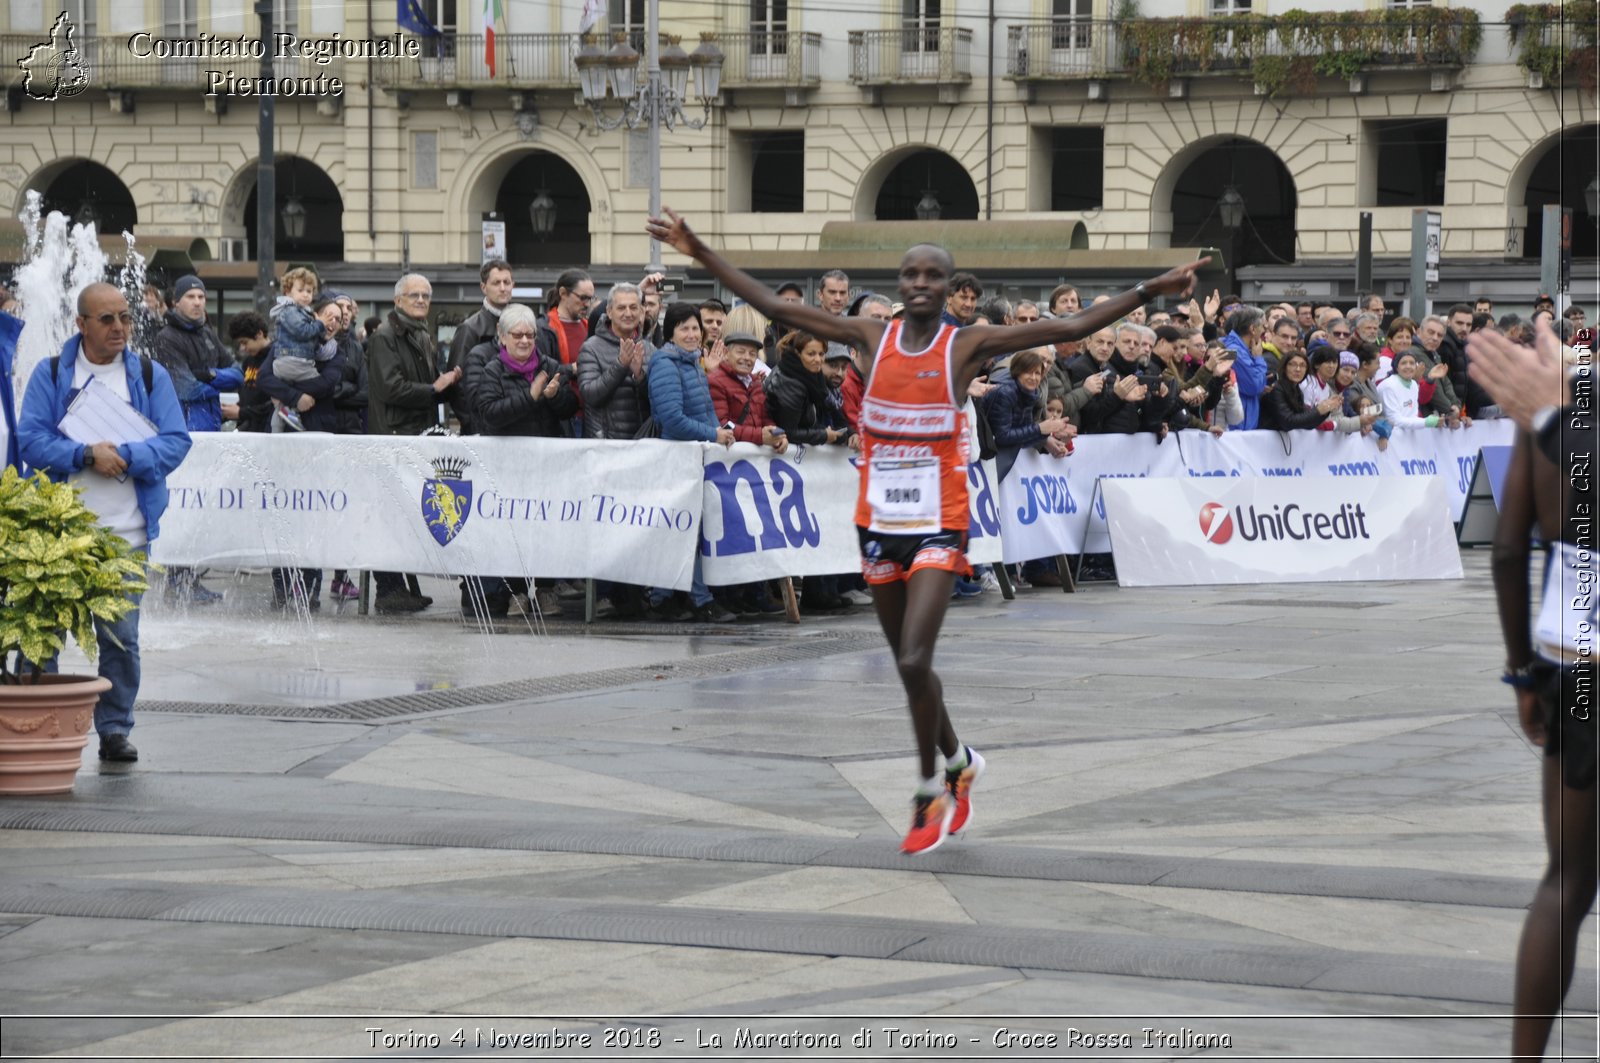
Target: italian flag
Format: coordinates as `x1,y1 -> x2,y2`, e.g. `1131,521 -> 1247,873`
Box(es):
484,0 -> 502,76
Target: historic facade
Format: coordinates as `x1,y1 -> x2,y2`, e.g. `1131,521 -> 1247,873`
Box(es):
0,0 -> 1593,312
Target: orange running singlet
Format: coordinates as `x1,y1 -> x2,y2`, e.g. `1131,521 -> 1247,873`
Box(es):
854,319 -> 971,534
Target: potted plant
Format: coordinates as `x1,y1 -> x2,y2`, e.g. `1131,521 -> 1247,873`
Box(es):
0,466 -> 148,795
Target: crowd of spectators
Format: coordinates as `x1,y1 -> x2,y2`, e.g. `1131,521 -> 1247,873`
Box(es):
9,260 -> 1586,618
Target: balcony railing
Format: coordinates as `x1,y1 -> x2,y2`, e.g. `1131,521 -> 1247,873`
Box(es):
1006,12 -> 1482,84
849,27 -> 973,85
371,33 -> 596,89
719,31 -> 822,88
2,33 -> 346,91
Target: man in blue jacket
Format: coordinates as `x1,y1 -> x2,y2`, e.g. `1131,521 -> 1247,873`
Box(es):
17,282 -> 192,763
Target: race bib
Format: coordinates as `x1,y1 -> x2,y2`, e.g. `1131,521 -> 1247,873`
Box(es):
868,456 -> 941,533
1535,541 -> 1598,664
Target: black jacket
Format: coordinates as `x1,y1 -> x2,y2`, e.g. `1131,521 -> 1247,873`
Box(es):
366,311 -> 448,436
258,345 -> 346,433
1079,353 -> 1164,435
1260,377 -> 1328,431
467,346 -> 579,437
764,355 -> 838,446
331,330 -> 367,435
236,351 -> 275,433
446,304 -> 500,431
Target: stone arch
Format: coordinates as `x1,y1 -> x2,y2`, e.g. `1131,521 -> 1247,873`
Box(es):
448,127 -> 612,267
853,144 -> 981,222
1505,122 -> 1598,260
1152,134 -> 1298,273
221,154 -> 345,263
21,158 -> 138,233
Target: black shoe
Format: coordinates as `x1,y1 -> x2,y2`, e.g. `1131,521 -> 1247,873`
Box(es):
98,735 -> 138,762
647,599 -> 692,622
374,593 -> 428,614
691,601 -> 738,624
800,593 -> 847,614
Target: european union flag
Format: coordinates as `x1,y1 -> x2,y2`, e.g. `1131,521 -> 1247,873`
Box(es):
398,0 -> 441,36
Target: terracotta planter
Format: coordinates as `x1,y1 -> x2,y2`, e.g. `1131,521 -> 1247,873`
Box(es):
0,675 -> 110,795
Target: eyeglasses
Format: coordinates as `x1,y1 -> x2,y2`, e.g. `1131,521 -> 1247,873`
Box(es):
572,292 -> 595,303
505,330 -> 536,341
88,311 -> 135,327
401,292 -> 432,303
1331,329 -> 1351,337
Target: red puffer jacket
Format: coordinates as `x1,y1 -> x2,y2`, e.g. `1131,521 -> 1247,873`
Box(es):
708,362 -> 772,444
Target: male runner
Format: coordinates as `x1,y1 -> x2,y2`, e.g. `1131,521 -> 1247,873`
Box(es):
647,208 -> 1206,853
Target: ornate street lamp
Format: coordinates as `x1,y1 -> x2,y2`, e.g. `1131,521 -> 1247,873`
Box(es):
280,195 -> 307,242
529,189 -> 558,239
574,2 -> 725,270
914,189 -> 943,221
1218,186 -> 1246,231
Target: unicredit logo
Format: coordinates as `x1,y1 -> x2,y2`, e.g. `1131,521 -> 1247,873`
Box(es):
1200,500 -> 1372,545
1198,502 -> 1234,544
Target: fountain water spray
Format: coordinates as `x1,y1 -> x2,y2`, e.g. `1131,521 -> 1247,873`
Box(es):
10,189 -> 147,403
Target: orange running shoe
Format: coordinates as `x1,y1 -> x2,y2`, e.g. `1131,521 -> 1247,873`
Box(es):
902,790 -> 956,855
945,746 -> 986,836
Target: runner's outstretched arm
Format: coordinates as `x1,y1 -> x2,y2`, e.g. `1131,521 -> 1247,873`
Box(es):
950,258 -> 1210,377
646,208 -> 884,354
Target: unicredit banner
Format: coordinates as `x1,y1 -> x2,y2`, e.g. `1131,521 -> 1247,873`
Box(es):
996,421 -> 1513,560
1101,476 -> 1464,586
151,435 -> 1002,589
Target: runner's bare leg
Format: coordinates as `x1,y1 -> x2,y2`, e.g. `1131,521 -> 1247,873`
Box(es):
872,569 -> 961,779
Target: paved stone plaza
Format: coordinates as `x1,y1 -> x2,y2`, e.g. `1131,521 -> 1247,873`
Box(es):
1,551 -> 1596,1060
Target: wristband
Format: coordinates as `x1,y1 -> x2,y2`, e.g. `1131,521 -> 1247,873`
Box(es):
1502,663 -> 1537,690
1134,282 -> 1153,305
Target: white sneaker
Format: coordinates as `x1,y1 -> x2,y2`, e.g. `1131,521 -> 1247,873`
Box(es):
841,589 -> 873,606
979,570 -> 1001,593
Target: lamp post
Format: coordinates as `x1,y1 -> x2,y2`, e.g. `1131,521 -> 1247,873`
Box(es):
254,0 -> 276,313
575,4 -> 723,272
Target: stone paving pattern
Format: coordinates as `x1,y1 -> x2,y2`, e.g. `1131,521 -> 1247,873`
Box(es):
1,553 -> 1596,1060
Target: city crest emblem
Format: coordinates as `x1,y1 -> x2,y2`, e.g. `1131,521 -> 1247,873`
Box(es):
420,456 -> 472,546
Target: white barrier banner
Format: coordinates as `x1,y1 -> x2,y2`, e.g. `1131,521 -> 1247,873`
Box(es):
151,434 -> 705,590
698,443 -> 1002,584
997,421 -> 1514,559
1103,476 -> 1464,586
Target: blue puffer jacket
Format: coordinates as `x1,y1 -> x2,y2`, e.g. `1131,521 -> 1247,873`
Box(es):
646,343 -> 718,442
16,335 -> 192,541
1222,329 -> 1267,431
983,377 -> 1047,482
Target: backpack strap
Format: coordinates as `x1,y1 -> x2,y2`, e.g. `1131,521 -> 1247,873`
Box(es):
51,353 -> 153,393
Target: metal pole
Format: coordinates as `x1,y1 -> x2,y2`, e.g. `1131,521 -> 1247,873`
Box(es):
1356,212 -> 1372,296
984,0 -> 994,221
1407,208 -> 1427,321
1540,204 -> 1562,300
646,0 -> 663,272
254,0 -> 276,315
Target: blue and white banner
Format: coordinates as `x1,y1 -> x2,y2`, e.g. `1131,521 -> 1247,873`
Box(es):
698,443 -> 1002,584
997,421 -> 1514,560
151,434 -> 705,590
1102,476 -> 1464,586
151,435 -> 1003,589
